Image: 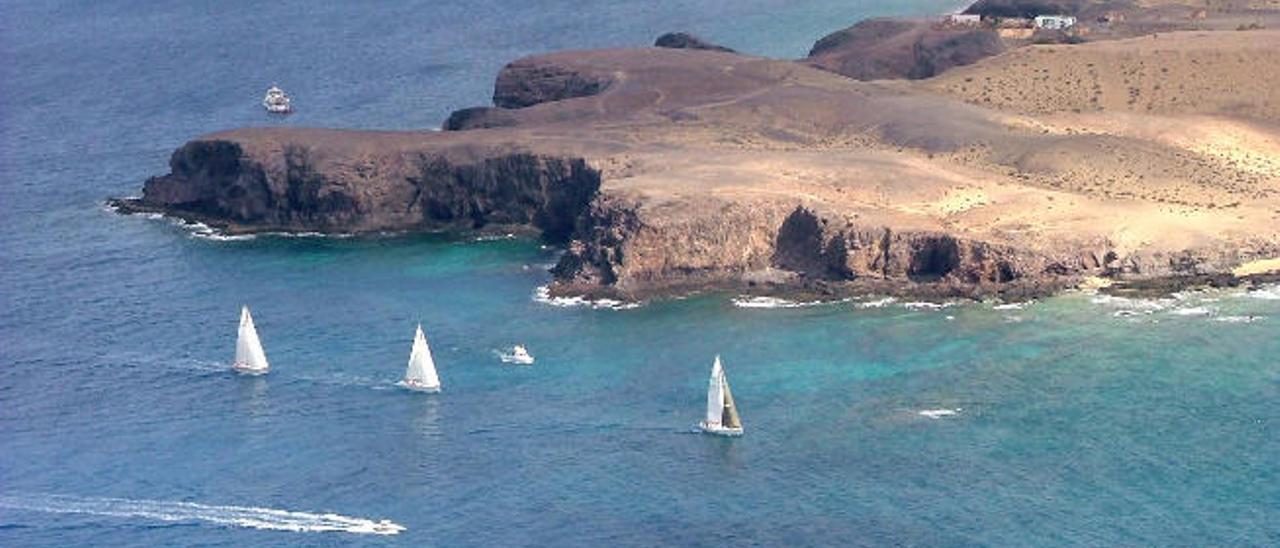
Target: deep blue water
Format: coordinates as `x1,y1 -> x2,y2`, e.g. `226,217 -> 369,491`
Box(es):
2,1 -> 1278,546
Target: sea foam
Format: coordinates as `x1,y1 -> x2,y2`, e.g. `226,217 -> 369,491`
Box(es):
857,296 -> 897,309
1168,306 -> 1215,317
532,285 -> 641,310
1245,285 -> 1280,300
903,301 -> 954,311
731,296 -> 848,309
0,493 -> 404,535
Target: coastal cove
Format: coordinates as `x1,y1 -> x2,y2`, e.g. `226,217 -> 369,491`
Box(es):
3,0 -> 1280,546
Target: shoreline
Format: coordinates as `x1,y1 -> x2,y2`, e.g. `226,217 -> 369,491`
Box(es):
119,194 -> 1280,304
110,3 -> 1280,306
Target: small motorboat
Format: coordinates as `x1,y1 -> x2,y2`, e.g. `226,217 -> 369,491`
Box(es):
499,345 -> 535,365
369,519 -> 406,535
262,85 -> 292,114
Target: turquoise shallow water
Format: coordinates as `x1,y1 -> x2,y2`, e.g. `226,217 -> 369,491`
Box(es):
2,1 -> 1279,546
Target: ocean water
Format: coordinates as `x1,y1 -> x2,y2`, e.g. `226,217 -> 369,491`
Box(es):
2,1 -> 1278,546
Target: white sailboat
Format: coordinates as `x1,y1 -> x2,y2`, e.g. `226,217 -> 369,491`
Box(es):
398,324 -> 441,393
232,306 -> 270,375
698,355 -> 743,436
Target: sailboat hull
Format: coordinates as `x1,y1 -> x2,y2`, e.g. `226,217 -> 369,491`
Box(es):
397,379 -> 441,393
698,421 -> 743,437
232,362 -> 268,375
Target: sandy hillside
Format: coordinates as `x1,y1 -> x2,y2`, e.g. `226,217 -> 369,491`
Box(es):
925,29 -> 1280,120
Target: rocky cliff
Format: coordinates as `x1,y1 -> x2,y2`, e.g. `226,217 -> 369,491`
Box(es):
115,135 -> 600,239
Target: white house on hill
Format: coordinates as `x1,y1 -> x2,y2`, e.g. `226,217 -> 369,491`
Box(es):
946,14 -> 982,26
1034,15 -> 1077,30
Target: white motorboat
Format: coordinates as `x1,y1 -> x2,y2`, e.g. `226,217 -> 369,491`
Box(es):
262,85 -> 292,113
499,345 -> 535,365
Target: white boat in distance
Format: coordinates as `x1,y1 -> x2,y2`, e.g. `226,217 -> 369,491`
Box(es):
698,355 -> 743,436
262,85 -> 292,113
398,324 -> 441,393
499,345 -> 535,365
232,306 -> 270,375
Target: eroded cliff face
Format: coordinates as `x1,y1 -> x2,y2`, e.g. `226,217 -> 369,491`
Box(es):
122,139 -> 600,239
550,204 -> 1280,299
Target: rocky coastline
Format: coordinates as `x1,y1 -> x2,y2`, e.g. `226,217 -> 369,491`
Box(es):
113,1 -> 1280,302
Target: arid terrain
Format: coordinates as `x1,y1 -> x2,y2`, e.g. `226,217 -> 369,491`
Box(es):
114,1 -> 1280,301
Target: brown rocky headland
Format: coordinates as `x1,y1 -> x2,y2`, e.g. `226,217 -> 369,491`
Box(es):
112,1 -> 1280,302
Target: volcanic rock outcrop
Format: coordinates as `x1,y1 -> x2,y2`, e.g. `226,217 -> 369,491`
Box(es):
654,32 -> 736,53
117,135 -> 600,239
805,18 -> 1007,80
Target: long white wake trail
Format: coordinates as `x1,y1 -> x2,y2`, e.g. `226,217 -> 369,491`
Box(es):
0,493 -> 405,535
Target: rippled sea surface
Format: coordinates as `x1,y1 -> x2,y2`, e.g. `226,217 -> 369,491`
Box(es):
2,1 -> 1278,546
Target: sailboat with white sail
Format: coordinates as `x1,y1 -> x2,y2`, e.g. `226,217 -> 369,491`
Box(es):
232,306 -> 270,375
398,324 -> 441,393
698,355 -> 743,436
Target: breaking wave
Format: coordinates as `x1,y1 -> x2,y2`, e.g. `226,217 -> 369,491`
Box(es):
532,285 -> 642,310
857,297 -> 897,309
1213,315 -> 1265,324
0,493 -> 404,535
902,301 -> 954,311
1168,306 -> 1215,317
1244,285 -> 1280,300
731,296 -> 848,309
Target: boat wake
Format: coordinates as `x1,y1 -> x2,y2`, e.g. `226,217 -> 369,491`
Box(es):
532,285 -> 642,310
0,493 -> 404,535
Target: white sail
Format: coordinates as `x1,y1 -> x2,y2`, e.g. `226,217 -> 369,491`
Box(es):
699,354 -> 742,435
403,324 -> 440,390
705,355 -> 725,427
234,306 -> 269,373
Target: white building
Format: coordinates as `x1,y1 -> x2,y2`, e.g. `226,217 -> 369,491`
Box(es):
1034,15 -> 1077,30
946,14 -> 982,26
